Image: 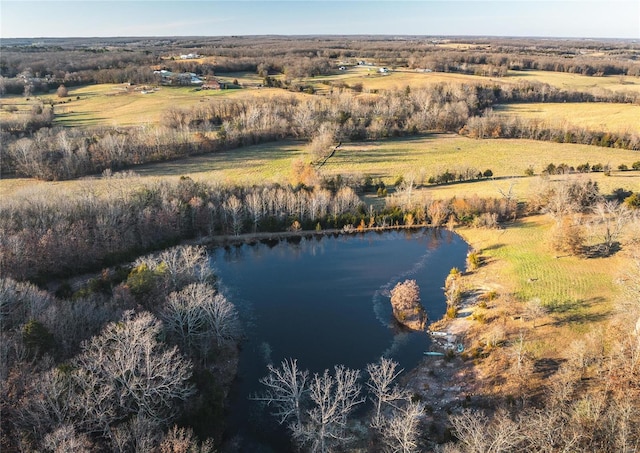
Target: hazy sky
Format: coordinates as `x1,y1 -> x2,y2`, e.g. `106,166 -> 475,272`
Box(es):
1,1 -> 638,39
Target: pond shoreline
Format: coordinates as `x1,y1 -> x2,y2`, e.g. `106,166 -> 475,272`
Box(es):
194,223 -> 436,248
206,225 -> 477,449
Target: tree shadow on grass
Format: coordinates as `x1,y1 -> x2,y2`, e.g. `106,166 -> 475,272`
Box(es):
482,243 -> 505,252
582,242 -> 621,259
548,296 -> 610,326
534,357 -> 566,379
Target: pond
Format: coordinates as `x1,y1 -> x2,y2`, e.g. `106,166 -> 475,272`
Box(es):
211,228 -> 469,451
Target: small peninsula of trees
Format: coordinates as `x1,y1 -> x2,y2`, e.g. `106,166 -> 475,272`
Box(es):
390,279 -> 427,331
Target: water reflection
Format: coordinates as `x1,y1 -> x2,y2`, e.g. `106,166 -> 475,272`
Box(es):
211,228 -> 468,451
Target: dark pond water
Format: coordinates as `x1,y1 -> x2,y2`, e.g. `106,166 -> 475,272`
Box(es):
211,228 -> 468,451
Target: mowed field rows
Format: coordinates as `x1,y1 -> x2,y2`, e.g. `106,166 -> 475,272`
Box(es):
458,215 -> 626,356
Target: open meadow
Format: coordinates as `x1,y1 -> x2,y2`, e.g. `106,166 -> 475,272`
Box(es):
0,83 -> 296,127
302,66 -> 640,95
2,134 -> 639,204
494,102 -> 640,135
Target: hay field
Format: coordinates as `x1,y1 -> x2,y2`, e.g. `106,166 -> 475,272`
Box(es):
305,67 -> 640,94
111,134 -> 640,189
52,84 -> 298,127
0,84 -> 298,127
318,134 -> 640,183
494,102 -> 640,134
308,67 -> 500,92
504,70 -> 640,94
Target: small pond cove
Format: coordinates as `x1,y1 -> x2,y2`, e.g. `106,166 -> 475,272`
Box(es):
210,228 -> 469,452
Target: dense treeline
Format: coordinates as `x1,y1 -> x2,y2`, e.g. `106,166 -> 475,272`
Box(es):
463,111 -> 640,150
5,80 -> 639,181
1,245 -> 239,452
0,172 -> 518,281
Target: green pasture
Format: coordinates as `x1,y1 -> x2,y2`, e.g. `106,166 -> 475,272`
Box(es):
107,134 -> 640,190
3,134 -> 639,202
0,83 -> 293,127
318,134 -> 640,184
494,102 -> 640,134
134,140 -> 307,185
423,172 -> 640,201
458,214 -> 625,351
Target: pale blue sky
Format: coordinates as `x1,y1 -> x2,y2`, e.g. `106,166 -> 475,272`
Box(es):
1,1 -> 638,39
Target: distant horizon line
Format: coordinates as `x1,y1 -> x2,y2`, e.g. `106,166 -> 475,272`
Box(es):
2,34 -> 638,41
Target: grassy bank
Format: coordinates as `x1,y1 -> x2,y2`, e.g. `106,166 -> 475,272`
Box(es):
455,214 -> 631,360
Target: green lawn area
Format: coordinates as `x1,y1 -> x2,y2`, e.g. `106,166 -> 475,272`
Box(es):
458,214 -> 627,355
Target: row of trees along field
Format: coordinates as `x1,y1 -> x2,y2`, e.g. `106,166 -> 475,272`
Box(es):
0,171 -> 518,281
1,36 -> 639,91
3,81 -> 640,181
1,245 -> 242,452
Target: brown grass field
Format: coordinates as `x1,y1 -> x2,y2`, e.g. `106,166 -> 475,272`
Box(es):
304,66 -> 640,95
494,102 -> 640,135
0,83 -> 301,127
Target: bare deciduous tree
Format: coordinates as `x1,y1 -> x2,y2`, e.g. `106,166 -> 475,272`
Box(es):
43,424 -> 92,453
159,425 -> 216,453
524,298 -> 548,328
427,199 -> 450,227
294,365 -> 364,453
72,311 -> 194,436
449,408 -> 522,453
56,84 -> 68,98
382,401 -> 424,453
390,280 -> 426,330
135,245 -> 213,291
590,200 -> 633,255
255,358 -> 309,428
163,283 -> 240,358
223,195 -> 244,236
366,357 -> 407,428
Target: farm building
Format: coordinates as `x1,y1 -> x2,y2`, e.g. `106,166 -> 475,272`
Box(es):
154,70 -> 203,86
201,80 -> 225,90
